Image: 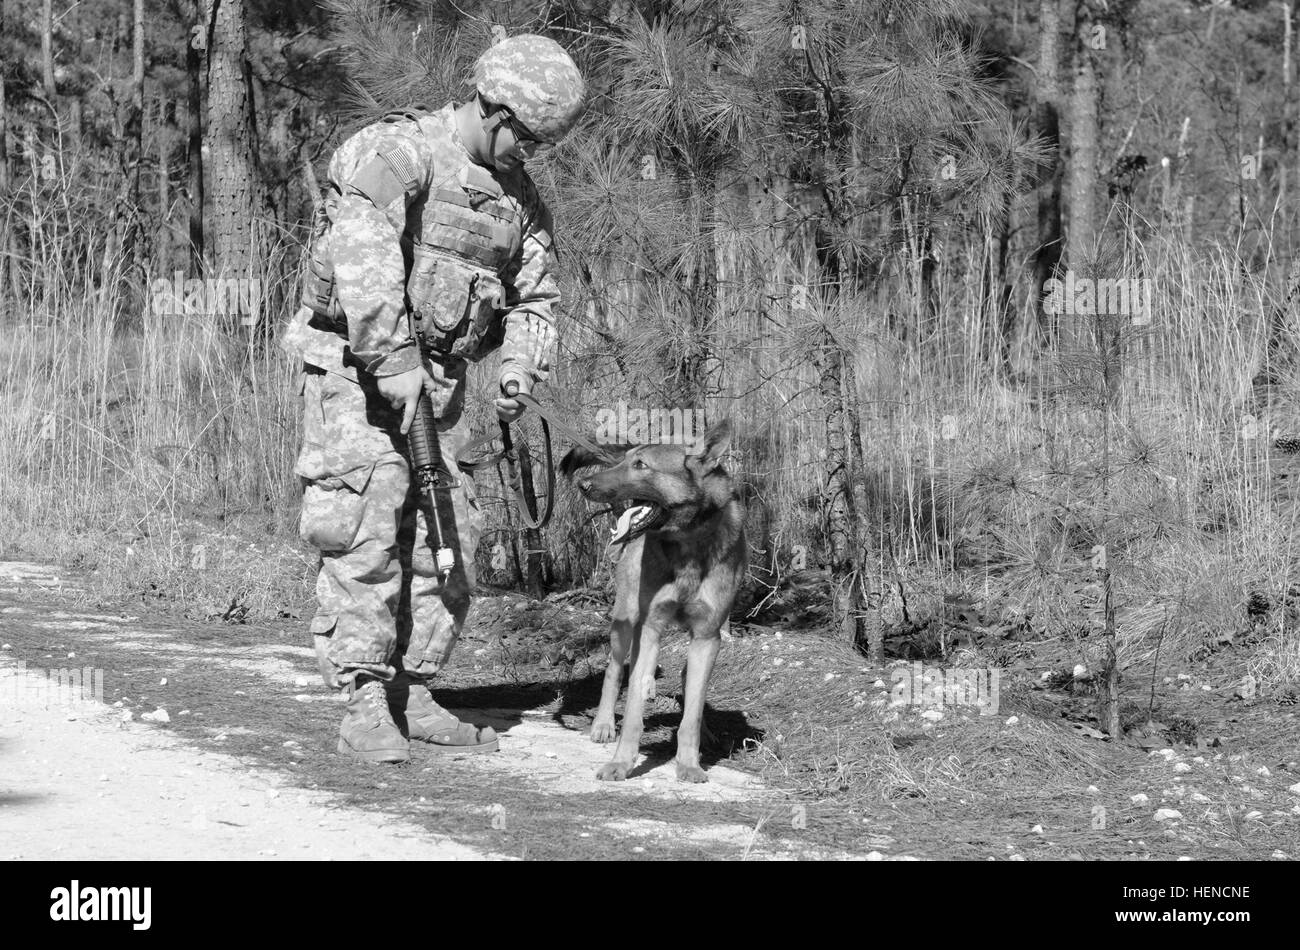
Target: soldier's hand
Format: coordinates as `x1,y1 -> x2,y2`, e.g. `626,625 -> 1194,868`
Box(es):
495,370 -> 528,424
377,365 -> 453,435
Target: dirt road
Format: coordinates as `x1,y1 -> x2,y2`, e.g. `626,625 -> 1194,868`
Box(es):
0,562 -> 862,861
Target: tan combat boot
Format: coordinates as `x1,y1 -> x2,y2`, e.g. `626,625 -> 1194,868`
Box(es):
387,679 -> 499,753
337,676 -> 410,763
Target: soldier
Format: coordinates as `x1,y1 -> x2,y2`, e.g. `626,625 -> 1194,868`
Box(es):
283,34 -> 585,763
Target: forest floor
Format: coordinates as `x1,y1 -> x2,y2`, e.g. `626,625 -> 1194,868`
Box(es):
2,559 -> 1298,861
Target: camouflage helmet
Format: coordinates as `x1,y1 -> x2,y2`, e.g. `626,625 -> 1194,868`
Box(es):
471,34 -> 585,144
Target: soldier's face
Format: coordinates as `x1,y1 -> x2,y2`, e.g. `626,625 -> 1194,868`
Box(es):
484,105 -> 550,171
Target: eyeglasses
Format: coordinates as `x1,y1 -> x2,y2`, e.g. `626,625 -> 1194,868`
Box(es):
487,106 -> 553,157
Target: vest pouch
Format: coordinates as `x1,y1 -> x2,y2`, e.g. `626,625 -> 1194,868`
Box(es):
447,271 -> 505,360
406,246 -> 486,359
301,228 -> 341,325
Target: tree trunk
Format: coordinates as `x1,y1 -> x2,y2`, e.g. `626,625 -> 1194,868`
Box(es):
812,328 -> 867,644
1067,1 -> 1099,271
119,0 -> 145,276
41,0 -> 55,99
1034,0 -> 1064,335
200,0 -> 267,301
186,0 -> 205,273
0,67 -> 11,322
157,98 -> 173,272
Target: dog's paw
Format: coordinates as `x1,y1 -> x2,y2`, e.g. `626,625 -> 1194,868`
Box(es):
589,720 -> 616,743
596,761 -> 630,781
675,762 -> 709,784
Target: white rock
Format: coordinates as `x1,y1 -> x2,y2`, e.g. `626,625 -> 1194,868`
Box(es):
1257,766 -> 1271,777
1087,785 -> 1100,795
1031,825 -> 1044,834
1153,809 -> 1182,821
141,708 -> 170,723
873,679 -> 886,688
1072,664 -> 1087,677
865,851 -> 884,861
1005,716 -> 1019,726
921,710 -> 944,722
293,677 -> 311,688
1173,763 -> 1192,773
1189,792 -> 1211,804
1131,793 -> 1150,805
159,678 -> 167,686
1287,783 -> 1300,796
1157,749 -> 1177,760
1245,810 -> 1263,821
1272,850 -> 1288,859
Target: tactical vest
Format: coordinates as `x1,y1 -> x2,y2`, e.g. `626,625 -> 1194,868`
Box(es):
302,105 -> 527,363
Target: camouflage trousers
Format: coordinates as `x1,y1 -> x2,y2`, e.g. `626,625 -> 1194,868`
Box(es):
294,362 -> 481,688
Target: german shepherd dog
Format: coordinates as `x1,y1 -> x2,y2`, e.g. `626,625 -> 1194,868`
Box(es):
561,420 -> 745,783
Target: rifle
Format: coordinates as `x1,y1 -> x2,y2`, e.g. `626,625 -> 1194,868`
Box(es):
407,384 -> 457,579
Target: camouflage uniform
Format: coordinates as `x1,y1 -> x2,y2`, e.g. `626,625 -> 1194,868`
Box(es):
282,100 -> 562,688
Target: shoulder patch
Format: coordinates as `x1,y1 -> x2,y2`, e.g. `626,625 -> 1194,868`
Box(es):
346,148 -> 420,210
379,147 -> 419,189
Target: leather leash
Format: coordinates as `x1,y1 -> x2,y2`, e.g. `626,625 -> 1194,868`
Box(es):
455,392 -> 613,531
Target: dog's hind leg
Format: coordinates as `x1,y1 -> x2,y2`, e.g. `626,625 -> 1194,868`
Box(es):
674,631 -> 721,783
596,622 -> 660,781
591,618 -> 634,743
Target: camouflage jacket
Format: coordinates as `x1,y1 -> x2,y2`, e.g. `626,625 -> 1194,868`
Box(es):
282,102 -> 559,387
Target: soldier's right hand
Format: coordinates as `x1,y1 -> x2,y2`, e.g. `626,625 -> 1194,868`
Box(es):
377,364 -> 454,434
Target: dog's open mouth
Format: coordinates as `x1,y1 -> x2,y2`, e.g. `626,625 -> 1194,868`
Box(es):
609,502 -> 666,543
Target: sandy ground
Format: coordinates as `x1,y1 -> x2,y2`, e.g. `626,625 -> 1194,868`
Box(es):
0,561 -> 811,860
0,662 -> 502,860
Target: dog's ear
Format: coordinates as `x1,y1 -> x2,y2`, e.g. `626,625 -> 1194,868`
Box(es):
560,446 -> 603,478
559,445 -> 628,478
686,419 -> 732,475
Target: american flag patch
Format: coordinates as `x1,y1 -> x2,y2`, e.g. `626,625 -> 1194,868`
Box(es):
379,147 -> 419,189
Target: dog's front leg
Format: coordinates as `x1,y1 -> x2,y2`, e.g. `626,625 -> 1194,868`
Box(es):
674,633 -> 721,783
596,623 -> 660,781
591,618 -> 634,743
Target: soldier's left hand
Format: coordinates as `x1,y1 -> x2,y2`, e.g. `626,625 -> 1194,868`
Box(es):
496,371 -> 527,423
495,394 -> 525,423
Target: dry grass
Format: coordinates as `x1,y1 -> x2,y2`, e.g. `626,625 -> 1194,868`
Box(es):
3,179 -> 1299,781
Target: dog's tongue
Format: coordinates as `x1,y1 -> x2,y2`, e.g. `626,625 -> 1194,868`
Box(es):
610,505 -> 655,543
